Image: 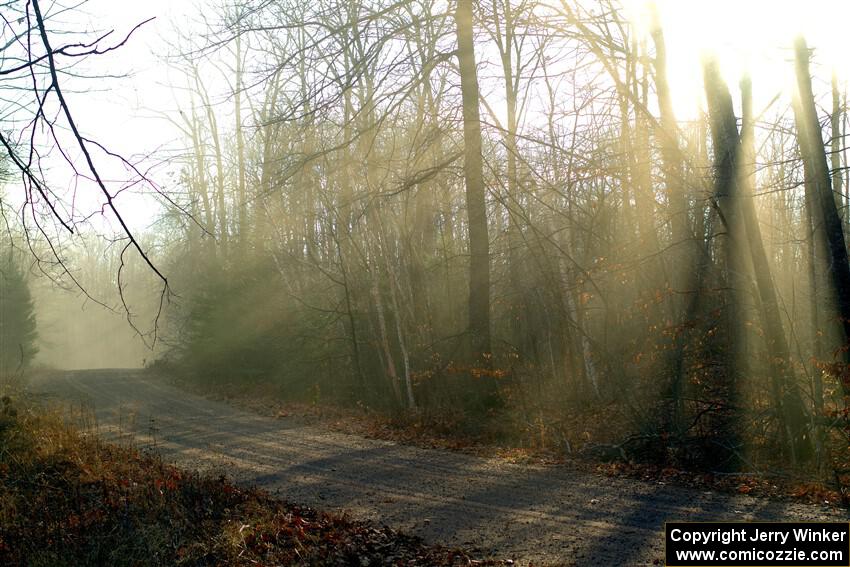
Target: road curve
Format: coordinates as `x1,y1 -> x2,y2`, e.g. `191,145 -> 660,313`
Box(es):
31,369 -> 845,566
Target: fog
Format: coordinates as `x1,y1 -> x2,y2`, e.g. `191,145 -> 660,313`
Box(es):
32,282 -> 155,370
4,0 -> 850,485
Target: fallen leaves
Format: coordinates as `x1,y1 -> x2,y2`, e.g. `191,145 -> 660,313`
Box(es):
0,398 -> 508,566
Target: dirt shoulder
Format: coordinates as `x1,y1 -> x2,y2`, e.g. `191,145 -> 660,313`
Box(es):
31,369 -> 848,567
161,372 -> 850,508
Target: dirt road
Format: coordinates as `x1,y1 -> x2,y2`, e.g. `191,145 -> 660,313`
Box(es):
31,369 -> 845,566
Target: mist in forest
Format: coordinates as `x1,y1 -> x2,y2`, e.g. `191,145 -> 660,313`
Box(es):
4,0 -> 850,483
32,282 -> 155,371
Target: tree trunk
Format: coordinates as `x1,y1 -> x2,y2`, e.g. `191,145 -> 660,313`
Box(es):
649,7 -> 689,260
235,33 -> 247,249
455,0 -> 491,362
832,72 -> 844,219
650,10 -> 692,435
631,38 -> 658,253
703,57 -> 746,468
740,76 -> 811,462
186,99 -> 215,257
491,0 -> 524,350
793,37 -> 850,381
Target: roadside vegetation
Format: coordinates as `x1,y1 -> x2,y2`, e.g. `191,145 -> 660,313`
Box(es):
0,394 -> 502,566
162,371 -> 850,509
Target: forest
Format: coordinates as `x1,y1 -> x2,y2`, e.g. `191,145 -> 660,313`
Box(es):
147,0 -> 850,475
2,0 -> 850,563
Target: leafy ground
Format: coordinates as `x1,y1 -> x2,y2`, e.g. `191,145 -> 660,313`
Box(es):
0,395 -> 503,566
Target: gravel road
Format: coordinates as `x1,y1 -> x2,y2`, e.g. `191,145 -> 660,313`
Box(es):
31,369 -> 846,566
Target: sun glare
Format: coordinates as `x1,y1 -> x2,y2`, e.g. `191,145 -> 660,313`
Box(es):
625,0 -> 850,120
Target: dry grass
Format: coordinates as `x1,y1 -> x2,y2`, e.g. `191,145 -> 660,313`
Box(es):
0,395 -> 502,566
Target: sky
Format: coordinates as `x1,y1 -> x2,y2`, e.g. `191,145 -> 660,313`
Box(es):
55,0 -> 216,232
66,0 -> 202,153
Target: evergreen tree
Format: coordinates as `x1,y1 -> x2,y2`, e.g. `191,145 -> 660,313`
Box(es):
0,255 -> 38,377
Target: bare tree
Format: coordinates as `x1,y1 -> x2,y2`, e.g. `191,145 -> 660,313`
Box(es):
0,0 -> 170,341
